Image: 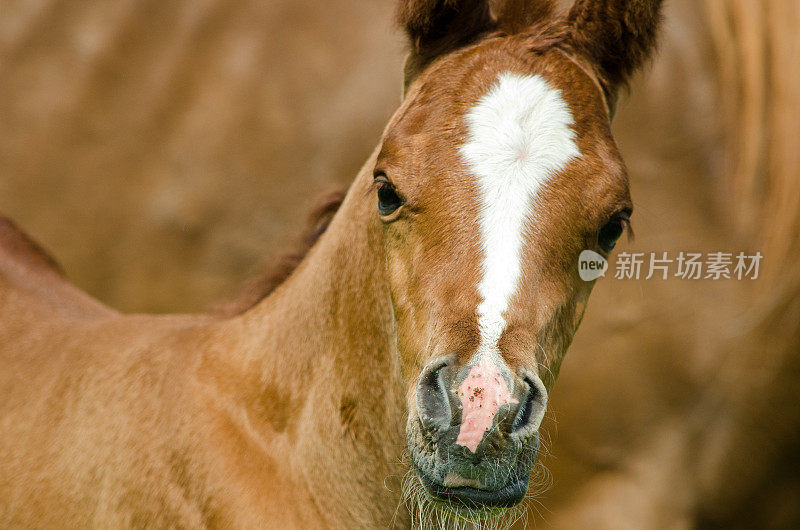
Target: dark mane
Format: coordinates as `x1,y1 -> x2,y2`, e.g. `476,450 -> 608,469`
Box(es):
216,189 -> 346,316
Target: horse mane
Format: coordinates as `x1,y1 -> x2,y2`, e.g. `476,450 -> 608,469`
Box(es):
0,216 -> 63,277
216,189 -> 346,316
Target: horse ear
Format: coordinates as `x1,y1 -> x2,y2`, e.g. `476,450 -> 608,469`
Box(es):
566,0 -> 664,111
397,0 -> 495,93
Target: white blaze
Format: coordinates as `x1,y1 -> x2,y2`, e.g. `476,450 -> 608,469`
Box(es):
460,72 -> 580,358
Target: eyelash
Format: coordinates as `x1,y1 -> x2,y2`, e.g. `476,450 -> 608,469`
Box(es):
373,174 -> 405,216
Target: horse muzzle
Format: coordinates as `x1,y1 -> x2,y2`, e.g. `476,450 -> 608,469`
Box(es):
407,355 -> 547,511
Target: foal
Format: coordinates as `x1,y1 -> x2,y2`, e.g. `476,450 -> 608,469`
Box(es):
0,0 -> 662,527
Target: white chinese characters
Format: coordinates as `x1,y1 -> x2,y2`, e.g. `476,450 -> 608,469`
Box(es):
609,251 -> 763,280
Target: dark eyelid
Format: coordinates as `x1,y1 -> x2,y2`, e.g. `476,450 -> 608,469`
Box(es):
616,210 -> 635,240
371,175 -> 393,193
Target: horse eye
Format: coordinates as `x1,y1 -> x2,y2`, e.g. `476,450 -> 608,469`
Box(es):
598,214 -> 628,253
377,182 -> 404,216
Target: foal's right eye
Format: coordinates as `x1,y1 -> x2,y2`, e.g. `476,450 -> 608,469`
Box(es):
375,176 -> 404,216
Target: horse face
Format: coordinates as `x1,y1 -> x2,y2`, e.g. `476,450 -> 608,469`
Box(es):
374,38 -> 632,515
379,0 -> 661,518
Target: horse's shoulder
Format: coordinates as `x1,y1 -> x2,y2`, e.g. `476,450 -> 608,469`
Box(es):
0,216 -> 63,278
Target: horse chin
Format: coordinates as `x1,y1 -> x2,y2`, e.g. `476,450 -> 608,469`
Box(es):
415,465 -> 528,513
404,421 -> 539,520
403,471 -> 514,523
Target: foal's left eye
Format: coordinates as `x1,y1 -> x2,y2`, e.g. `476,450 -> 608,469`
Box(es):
375,178 -> 404,216
598,213 -> 629,253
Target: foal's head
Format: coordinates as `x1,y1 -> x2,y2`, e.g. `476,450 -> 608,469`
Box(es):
375,0 -> 662,519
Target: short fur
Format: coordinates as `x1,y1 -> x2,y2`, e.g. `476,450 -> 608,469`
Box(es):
492,0 -> 557,35
0,1 -> 663,528
398,0 -> 496,88
566,0 -> 664,106
0,217 -> 63,278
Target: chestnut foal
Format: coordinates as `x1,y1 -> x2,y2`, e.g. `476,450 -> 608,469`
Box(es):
0,0 -> 662,527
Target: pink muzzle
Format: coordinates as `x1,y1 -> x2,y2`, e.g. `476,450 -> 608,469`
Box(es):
454,357 -> 518,452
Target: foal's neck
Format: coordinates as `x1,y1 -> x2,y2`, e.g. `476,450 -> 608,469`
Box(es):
227,152 -> 408,526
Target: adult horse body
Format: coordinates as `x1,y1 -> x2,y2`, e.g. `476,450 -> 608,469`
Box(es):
0,0 -> 662,527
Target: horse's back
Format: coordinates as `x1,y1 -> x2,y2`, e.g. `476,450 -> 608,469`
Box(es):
0,215 -> 123,525
0,217 -> 221,526
0,216 -> 113,319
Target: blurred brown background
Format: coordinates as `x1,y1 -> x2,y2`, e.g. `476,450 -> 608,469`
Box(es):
1,0 -> 798,528
0,0 -> 405,313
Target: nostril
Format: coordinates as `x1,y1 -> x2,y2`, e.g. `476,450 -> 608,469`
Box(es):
512,376 -> 547,434
416,357 -> 454,434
